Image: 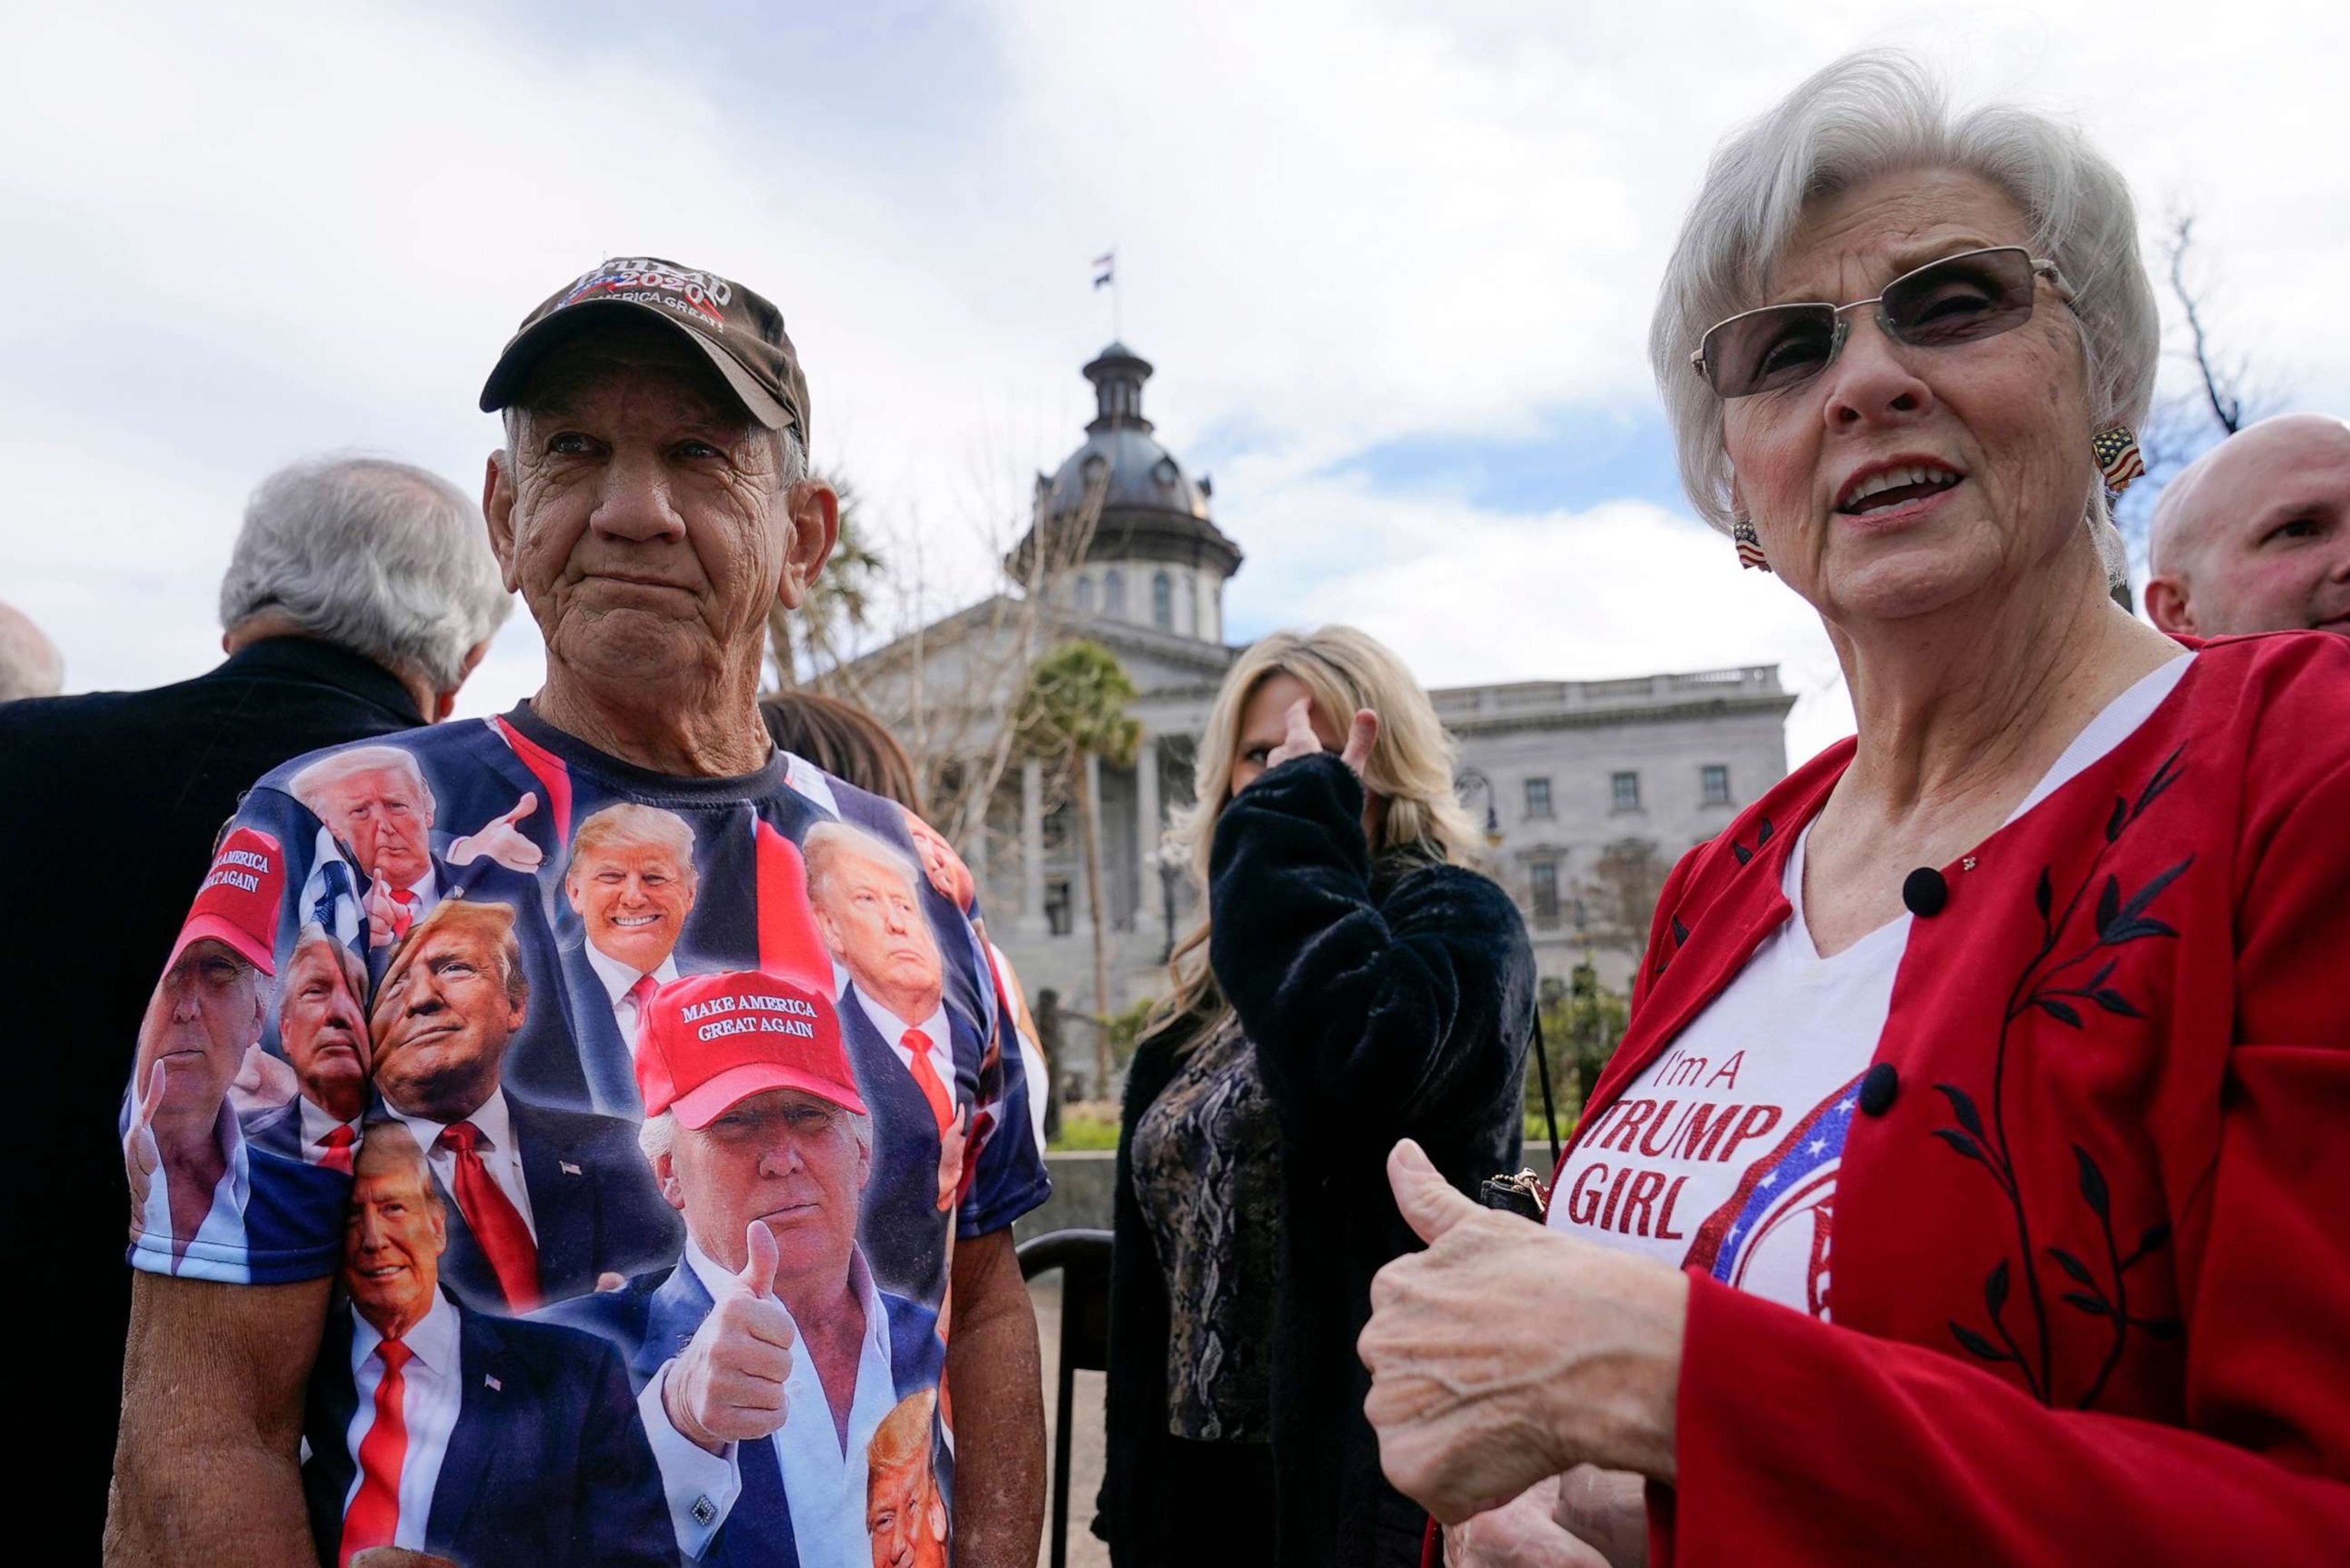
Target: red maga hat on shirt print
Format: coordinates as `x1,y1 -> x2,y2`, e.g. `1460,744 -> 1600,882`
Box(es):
636,971 -> 867,1129
169,826 -> 285,976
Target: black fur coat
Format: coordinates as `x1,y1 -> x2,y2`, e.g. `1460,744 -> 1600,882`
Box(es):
1100,753 -> 1535,1566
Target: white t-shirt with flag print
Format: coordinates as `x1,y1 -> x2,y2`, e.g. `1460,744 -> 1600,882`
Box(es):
1549,654 -> 2192,1319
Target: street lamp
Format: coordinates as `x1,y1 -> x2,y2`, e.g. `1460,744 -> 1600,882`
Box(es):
1152,837 -> 1189,964
1454,767 -> 1506,849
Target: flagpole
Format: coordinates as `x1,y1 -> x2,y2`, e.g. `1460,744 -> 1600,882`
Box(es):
1093,247 -> 1120,342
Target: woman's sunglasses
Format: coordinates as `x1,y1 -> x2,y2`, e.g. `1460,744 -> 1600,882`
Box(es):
1691,246 -> 2075,400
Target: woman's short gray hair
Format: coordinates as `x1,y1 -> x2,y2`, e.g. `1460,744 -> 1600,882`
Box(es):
219,457 -> 513,692
1651,50 -> 2159,565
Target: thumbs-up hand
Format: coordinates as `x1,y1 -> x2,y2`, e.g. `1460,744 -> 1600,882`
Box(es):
364,870 -> 402,948
448,792 -> 544,873
1357,1140 -> 1689,1524
663,1219 -> 798,1456
124,1059 -> 167,1231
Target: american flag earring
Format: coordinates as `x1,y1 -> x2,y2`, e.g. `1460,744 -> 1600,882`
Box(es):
2093,426 -> 2146,495
1733,515 -> 1771,573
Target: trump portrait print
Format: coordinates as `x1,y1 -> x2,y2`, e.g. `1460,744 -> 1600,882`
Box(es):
122,704 -> 1049,1568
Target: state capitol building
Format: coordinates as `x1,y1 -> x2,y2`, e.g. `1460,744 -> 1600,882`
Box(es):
836,342 -> 1792,1080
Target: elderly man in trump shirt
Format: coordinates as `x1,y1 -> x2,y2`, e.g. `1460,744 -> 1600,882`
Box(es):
546,971 -> 946,1568
559,802 -> 703,1114
240,923 -> 371,1173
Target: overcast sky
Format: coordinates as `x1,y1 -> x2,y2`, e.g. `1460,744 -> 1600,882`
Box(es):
6,0 -> 2342,763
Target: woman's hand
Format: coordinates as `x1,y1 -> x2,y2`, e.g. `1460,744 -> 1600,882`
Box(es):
1359,1140 -> 1688,1524
1265,695 -> 1378,776
1444,1480 -> 1611,1568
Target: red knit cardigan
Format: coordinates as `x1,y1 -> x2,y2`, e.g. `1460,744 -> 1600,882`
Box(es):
1566,633 -> 2350,1565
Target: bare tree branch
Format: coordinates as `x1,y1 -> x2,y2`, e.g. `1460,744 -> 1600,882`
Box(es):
2164,214 -> 2244,438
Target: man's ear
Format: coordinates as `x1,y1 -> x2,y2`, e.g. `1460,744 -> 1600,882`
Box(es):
776,478 -> 841,611
2143,576 -> 2196,636
429,639 -> 495,722
483,451 -> 523,594
654,1150 -> 686,1214
812,906 -> 847,959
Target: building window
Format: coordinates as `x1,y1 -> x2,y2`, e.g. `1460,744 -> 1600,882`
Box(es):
1531,861 -> 1561,929
1152,571 -> 1173,629
1104,568 -> 1125,619
1177,573 -> 1197,636
1611,771 -> 1642,812
1044,879 -> 1073,937
1701,764 -> 1731,806
1523,776 -> 1553,818
1075,575 -> 1095,613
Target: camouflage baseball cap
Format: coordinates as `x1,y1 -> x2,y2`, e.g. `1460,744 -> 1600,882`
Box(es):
478,256 -> 810,444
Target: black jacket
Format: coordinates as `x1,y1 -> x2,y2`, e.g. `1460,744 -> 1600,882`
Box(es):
0,636 -> 422,1548
1102,754 -> 1535,1567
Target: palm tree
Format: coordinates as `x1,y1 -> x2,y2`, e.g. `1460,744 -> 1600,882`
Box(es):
767,470 -> 885,690
1014,639 -> 1141,1091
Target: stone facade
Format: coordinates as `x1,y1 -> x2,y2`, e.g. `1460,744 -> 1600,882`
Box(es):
834,344 -> 1794,1093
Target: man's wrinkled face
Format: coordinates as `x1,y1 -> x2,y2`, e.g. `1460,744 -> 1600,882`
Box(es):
866,1450 -> 946,1568
370,923 -> 523,1120
486,326 -> 832,694
567,841 -> 695,973
344,1150 -> 446,1338
317,767 -> 435,890
135,939 -> 265,1120
280,939 -> 369,1115
661,1088 -> 868,1291
812,851 -> 943,1017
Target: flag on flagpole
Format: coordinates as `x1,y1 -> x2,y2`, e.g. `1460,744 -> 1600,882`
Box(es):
1092,250 -> 1115,289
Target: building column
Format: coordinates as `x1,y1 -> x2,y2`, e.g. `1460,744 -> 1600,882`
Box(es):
1075,752 -> 1102,932
1133,732 -> 1162,942
1019,758 -> 1045,937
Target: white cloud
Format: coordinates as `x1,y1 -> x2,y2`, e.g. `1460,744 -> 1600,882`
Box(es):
1236,480 -> 1855,760
2,0 -> 2342,771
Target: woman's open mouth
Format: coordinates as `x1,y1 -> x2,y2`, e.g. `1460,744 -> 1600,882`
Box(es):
1837,461 -> 1965,516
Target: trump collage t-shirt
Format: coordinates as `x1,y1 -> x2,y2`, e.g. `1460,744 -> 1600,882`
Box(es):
120,704 -> 1049,1568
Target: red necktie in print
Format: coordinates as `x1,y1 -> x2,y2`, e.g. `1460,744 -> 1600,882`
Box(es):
437,1121 -> 539,1311
339,1338 -> 415,1566
624,974 -> 659,1042
903,1030 -> 955,1136
389,889 -> 418,942
318,1124 -> 356,1176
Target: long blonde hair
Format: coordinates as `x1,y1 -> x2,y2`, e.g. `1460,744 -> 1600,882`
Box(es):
1154,625 -> 1479,1033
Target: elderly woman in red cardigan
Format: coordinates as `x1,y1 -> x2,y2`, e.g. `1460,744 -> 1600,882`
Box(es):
1358,48 -> 2350,1568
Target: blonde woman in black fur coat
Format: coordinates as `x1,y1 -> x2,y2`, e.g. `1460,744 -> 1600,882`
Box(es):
1099,625 -> 1535,1568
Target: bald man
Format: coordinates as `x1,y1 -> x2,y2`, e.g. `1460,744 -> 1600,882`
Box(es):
2145,414 -> 2350,637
